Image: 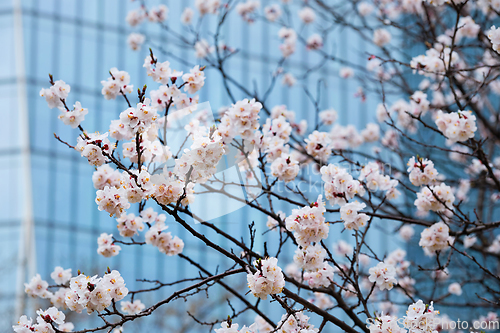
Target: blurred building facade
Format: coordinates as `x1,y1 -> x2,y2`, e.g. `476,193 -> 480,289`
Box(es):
0,0 -> 378,331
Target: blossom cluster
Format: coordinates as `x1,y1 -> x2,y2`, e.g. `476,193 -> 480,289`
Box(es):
236,0 -> 260,23
277,312 -> 318,333
95,185 -> 131,217
39,80 -> 70,109
92,164 -> 122,190
368,261 -> 397,291
65,270 -> 128,313
271,156 -> 300,182
305,131 -> 332,162
340,201 -> 370,231
419,221 -> 452,256
293,244 -> 334,288
247,257 -> 285,300
126,4 -> 168,27
144,210 -> 185,256
278,27 -> 297,58
14,307 -> 70,333
376,91 -> 430,133
151,170 -> 194,207
414,183 -> 455,214
218,98 -> 262,144
330,124 -> 366,149
109,98 -> 159,140
127,32 -> 145,50
23,267 -> 129,319
24,268 -> 72,317
174,128 -> 226,183
373,29 -> 391,47
75,132 -> 112,167
358,162 -> 399,198
386,249 -> 415,292
407,156 -> 439,186
116,213 -> 145,237
411,47 -> 460,79
97,233 -> 122,257
403,300 -> 440,333
488,25 -> 500,53
264,4 -> 281,22
293,245 -> 326,271
285,195 -> 329,246
259,115 -> 292,161
303,263 -> 335,288
320,164 -> 365,207
58,101 -> 88,129
121,299 -> 146,315
435,110 -> 477,143
368,300 -> 441,333
101,67 -> 134,100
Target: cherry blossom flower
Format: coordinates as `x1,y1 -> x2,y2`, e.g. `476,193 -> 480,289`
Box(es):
435,110 -> 477,142
407,156 -> 439,186
271,156 -> 299,182
414,183 -> 455,214
419,221 -> 452,256
373,29 -> 391,47
50,266 -> 72,285
298,7 -> 315,24
369,261 -> 397,290
58,101 -> 88,128
127,33 -> 145,51
147,4 -> 168,22
24,274 -> 52,299
121,299 -> 146,315
285,195 -> 328,246
40,80 -> 70,109
97,233 -> 121,257
340,201 -> 369,230
264,4 -> 281,22
181,7 -> 194,24
247,257 -> 285,300
448,282 -> 462,296
487,25 -> 500,53
101,68 -> 133,100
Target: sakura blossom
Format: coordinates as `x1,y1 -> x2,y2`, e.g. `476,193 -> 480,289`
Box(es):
121,299 -> 146,315
39,80 -> 70,109
285,195 -> 329,246
50,267 -> 72,285
58,101 -> 88,128
247,257 -> 285,300
407,156 -> 439,186
271,156 -> 299,182
414,183 -> 455,214
321,164 -> 365,206
419,221 -> 452,256
101,68 -> 134,100
368,261 -> 398,290
97,233 -> 122,257
435,110 -> 477,143
340,201 -> 370,230
127,32 -> 145,51
373,29 -> 391,47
